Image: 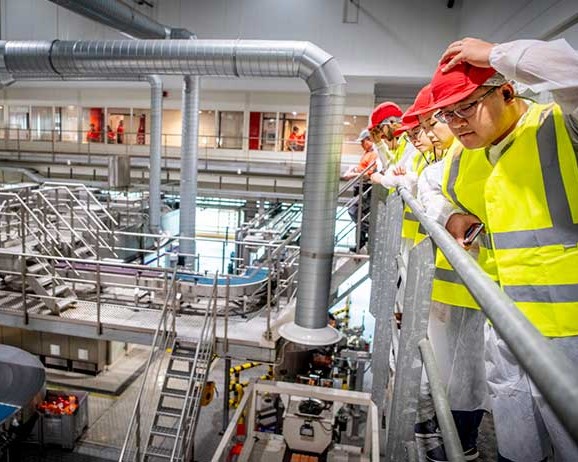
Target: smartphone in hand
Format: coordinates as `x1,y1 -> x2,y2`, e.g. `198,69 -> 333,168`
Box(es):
463,222 -> 484,246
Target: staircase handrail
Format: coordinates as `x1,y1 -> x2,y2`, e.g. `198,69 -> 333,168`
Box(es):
172,273 -> 218,461
43,181 -> 119,227
118,267 -> 179,461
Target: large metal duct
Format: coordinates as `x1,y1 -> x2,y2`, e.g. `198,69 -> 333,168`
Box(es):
179,75 -> 200,262
48,0 -> 171,39
0,39 -> 345,345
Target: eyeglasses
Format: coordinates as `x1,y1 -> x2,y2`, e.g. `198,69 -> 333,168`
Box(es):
434,86 -> 498,124
406,127 -> 423,141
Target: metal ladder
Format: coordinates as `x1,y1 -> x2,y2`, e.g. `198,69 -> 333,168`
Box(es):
143,280 -> 217,461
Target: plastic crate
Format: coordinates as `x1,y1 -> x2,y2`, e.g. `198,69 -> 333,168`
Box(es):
38,391 -> 88,449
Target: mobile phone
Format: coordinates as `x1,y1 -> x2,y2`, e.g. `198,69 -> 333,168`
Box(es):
463,222 -> 484,246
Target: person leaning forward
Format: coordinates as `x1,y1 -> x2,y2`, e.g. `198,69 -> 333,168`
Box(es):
430,37 -> 578,462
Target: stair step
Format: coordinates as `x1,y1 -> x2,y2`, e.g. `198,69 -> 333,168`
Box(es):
161,388 -> 187,398
166,369 -> 190,379
170,351 -> 197,362
51,284 -> 71,296
150,424 -> 178,437
157,405 -> 182,417
56,298 -> 76,310
144,446 -> 181,460
28,262 -> 50,274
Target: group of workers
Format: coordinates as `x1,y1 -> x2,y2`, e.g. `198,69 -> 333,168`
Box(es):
348,36 -> 578,462
86,120 -> 124,144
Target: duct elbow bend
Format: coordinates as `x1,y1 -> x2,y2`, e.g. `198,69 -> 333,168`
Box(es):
299,42 -> 346,95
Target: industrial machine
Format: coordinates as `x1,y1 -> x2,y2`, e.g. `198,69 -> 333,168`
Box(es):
0,345 -> 46,458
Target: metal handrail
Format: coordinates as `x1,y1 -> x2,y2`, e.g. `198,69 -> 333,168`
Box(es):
171,274 -> 218,461
118,267 -> 178,461
43,181 -> 119,227
397,186 -> 578,443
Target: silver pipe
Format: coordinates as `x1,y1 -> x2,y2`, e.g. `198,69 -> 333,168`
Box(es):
179,75 -> 200,261
1,38 -> 346,342
47,0 -> 171,39
419,339 -> 465,462
147,75 -> 163,233
398,187 -> 578,443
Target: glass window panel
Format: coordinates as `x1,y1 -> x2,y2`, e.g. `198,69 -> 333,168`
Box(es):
199,110 -> 217,148
8,106 -> 29,140
260,112 -> 278,151
31,106 -> 53,141
83,107 -> 105,143
107,107 -> 129,144
280,112 -> 307,152
342,115 -> 369,155
55,106 -> 78,142
217,111 -> 243,149
131,109 -> 150,145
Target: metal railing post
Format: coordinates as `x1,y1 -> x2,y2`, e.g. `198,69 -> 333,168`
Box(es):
384,237 -> 436,461
369,190 -> 403,436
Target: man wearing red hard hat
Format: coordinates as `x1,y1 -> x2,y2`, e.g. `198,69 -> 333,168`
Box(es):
368,101 -> 416,173
429,37 -> 578,462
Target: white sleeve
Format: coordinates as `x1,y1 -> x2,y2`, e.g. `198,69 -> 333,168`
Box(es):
417,159 -> 463,226
489,39 -> 578,118
374,140 -> 395,171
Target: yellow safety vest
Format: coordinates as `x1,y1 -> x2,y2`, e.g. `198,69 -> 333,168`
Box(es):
401,150 -> 436,240
442,103 -> 578,337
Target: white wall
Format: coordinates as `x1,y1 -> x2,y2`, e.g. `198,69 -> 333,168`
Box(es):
458,0 -> 578,42
0,0 -> 461,95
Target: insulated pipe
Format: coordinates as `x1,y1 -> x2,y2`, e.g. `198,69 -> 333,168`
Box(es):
147,75 -> 163,233
0,39 -> 345,345
48,0 -> 171,39
179,75 -> 200,262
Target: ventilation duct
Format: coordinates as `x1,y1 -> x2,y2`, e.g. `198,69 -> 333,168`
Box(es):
0,39 -> 345,345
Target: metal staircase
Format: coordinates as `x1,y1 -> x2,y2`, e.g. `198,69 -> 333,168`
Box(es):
120,274 -> 218,462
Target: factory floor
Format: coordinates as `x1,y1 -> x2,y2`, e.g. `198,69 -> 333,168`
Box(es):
5,353 -> 500,462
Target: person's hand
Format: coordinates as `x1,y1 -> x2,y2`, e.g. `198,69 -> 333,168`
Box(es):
440,37 -> 495,73
393,166 -> 406,176
370,172 -> 384,184
369,126 -> 383,144
445,213 -> 481,248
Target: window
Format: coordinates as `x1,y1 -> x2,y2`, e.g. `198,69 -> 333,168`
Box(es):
131,109 -> 150,145
199,110 -> 217,148
82,107 -> 105,143
259,113 -> 278,151
55,106 -> 79,142
31,106 -> 53,141
217,111 -> 243,149
280,112 -> 307,152
107,107 -> 130,144
8,106 -> 29,140
342,115 -> 369,155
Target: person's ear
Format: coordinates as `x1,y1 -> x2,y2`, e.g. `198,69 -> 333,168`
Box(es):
502,84 -> 515,102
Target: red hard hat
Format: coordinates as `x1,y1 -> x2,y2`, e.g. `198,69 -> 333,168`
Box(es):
393,104 -> 419,137
368,101 -> 402,130
404,84 -> 436,119
430,61 -> 497,110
